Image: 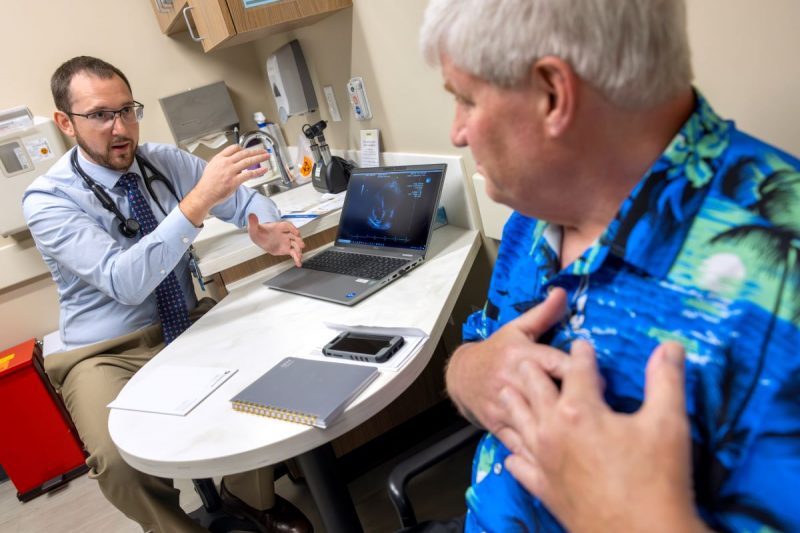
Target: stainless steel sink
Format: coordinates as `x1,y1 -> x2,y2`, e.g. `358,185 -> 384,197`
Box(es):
252,177 -> 311,197
253,178 -> 290,197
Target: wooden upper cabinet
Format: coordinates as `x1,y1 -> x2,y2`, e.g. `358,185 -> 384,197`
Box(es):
152,0 -> 352,53
186,0 -> 237,51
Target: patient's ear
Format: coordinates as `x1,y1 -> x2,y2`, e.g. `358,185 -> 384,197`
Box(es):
531,57 -> 577,138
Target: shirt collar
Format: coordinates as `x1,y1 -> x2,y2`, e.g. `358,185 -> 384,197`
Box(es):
538,90 -> 732,279
74,147 -> 140,190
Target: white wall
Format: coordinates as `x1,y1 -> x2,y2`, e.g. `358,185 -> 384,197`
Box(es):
688,0 -> 800,156
251,1 -> 467,166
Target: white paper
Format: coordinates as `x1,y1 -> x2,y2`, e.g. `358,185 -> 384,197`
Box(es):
310,323 -> 429,372
185,132 -> 230,153
280,192 -> 346,227
281,214 -> 319,228
108,365 -> 237,416
360,129 -> 380,167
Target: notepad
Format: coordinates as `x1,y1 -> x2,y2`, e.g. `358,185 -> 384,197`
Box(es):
230,357 -> 378,429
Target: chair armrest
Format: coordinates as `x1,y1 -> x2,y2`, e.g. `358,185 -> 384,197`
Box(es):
387,423 -> 483,528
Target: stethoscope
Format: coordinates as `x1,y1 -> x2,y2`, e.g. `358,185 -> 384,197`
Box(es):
70,148 -> 180,238
70,148 -> 206,290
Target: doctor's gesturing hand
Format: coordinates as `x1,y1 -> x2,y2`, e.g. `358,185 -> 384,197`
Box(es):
501,341 -> 710,533
247,213 -> 305,267
179,145 -> 271,226
445,288 -> 570,449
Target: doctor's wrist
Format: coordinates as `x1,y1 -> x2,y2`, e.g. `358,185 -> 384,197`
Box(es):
179,193 -> 209,227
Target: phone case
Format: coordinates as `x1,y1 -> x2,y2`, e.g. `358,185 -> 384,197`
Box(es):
322,332 -> 404,363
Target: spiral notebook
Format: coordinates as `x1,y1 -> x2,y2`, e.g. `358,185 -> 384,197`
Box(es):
230,357 -> 379,429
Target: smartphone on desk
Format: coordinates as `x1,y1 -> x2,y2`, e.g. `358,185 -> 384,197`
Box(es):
322,332 -> 405,363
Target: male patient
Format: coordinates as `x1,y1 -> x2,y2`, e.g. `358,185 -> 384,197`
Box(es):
420,1 -> 800,532
23,56 -> 311,532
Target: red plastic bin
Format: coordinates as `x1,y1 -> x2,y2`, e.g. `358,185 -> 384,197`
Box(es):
0,338 -> 88,501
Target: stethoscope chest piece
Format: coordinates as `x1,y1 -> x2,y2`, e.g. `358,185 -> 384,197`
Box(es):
120,217 -> 141,238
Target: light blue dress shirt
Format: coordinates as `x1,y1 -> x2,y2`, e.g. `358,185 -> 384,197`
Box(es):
23,143 -> 280,349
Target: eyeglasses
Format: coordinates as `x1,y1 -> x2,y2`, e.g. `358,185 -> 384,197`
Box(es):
67,101 -> 144,128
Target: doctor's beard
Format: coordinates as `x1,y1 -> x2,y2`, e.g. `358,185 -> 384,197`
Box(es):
75,133 -> 137,171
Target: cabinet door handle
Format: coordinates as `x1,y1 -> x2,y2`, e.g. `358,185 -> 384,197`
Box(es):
155,0 -> 173,12
182,5 -> 205,42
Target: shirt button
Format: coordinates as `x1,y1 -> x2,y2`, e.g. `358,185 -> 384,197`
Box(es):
493,463 -> 503,475
182,237 -> 189,244
160,269 -> 166,275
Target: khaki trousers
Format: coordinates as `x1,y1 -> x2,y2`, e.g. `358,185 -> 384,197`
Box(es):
45,300 -> 275,533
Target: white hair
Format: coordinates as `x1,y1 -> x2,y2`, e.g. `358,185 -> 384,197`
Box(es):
420,0 -> 693,109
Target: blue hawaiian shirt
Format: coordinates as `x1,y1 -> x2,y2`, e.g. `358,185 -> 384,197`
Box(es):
462,93 -> 800,533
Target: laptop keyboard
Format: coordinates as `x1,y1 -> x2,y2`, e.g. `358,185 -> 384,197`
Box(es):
303,250 -> 410,280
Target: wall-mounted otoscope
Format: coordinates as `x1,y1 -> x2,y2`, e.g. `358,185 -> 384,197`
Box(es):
302,120 -> 355,194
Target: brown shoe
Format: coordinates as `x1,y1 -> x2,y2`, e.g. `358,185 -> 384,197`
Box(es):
220,482 -> 313,533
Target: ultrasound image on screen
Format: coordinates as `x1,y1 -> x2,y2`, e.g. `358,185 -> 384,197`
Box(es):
336,169 -> 442,251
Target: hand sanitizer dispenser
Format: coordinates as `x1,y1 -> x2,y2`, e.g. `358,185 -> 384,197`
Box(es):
266,40 -> 318,124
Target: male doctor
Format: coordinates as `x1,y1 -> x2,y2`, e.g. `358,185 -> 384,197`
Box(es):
23,56 -> 311,533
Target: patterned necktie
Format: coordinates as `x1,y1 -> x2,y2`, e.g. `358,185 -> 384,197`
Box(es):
117,173 -> 191,344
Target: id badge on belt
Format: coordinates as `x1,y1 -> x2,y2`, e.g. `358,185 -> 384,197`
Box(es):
187,246 -> 206,291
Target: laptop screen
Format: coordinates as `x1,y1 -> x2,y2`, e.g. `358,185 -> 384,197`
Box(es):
336,164 -> 446,252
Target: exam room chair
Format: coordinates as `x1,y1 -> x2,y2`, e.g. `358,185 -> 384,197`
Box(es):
387,422 -> 482,529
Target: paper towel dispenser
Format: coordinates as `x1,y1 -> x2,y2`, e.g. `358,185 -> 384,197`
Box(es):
158,81 -> 238,147
266,39 -> 318,123
0,108 -> 66,236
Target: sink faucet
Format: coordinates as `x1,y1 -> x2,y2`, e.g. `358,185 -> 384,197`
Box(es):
238,130 -> 293,187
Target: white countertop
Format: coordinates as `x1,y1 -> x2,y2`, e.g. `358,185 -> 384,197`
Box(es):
108,225 -> 480,478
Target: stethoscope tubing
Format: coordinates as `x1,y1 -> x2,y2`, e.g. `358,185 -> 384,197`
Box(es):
70,147 -> 180,236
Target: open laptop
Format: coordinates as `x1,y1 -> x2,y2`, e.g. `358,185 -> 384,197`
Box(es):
265,163 -> 447,305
